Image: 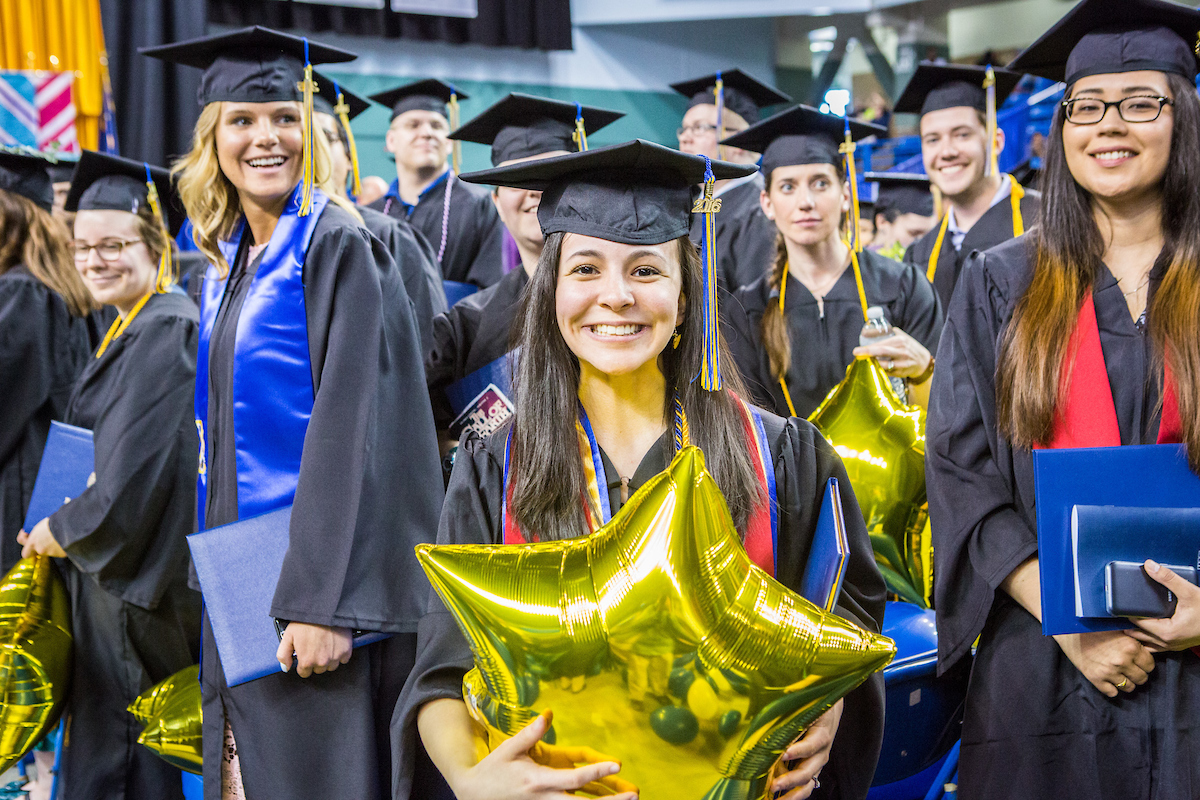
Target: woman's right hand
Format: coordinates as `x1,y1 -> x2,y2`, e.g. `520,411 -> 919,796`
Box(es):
1052,630 -> 1155,698
448,712 -> 638,800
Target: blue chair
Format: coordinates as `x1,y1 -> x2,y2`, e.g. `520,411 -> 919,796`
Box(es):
867,601 -> 969,800
443,280 -> 478,308
182,770 -> 203,799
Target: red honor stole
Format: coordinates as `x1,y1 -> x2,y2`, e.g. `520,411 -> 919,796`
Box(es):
502,398 -> 779,577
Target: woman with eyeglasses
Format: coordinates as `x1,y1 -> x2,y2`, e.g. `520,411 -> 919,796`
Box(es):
0,150 -> 97,573
16,151 -> 202,800
927,1 -> 1200,796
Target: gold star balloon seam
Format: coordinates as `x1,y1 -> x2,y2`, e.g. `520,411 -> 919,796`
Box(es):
808,356 -> 931,607
418,445 -> 894,800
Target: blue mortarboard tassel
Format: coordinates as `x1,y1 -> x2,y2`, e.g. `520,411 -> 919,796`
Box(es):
692,155 -> 722,391
572,102 -> 589,152
299,38 -> 316,216
143,163 -> 175,293
984,65 -> 998,177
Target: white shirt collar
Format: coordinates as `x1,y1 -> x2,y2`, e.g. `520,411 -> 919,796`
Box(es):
946,174 -> 1011,249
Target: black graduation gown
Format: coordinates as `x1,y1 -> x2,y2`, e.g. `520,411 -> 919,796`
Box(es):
926,236 -> 1200,799
358,204 -> 448,357
690,174 -> 778,295
47,291 -> 202,800
425,266 -> 527,430
903,187 -> 1040,309
198,203 -> 445,800
0,265 -> 91,572
723,249 -> 943,419
391,413 -> 887,800
367,173 -> 505,289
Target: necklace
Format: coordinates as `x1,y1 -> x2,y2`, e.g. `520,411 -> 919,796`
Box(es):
1121,273 -> 1150,298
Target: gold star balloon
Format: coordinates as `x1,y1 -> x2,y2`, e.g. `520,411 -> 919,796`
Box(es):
808,356 -> 930,606
418,446 -> 895,800
129,664 -> 202,774
0,556 -> 72,772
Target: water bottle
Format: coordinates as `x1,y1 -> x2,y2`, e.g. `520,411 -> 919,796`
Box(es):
859,306 -> 908,401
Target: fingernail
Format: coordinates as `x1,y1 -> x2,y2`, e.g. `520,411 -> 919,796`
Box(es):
280,662 -> 288,673
1146,559 -> 1161,572
607,763 -> 620,776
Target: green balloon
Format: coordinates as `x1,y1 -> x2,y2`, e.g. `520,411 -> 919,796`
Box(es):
668,668 -> 696,699
718,710 -> 742,738
649,706 -> 699,745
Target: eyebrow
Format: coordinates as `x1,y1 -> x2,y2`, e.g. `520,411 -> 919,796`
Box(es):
564,248 -> 667,263
1073,85 -> 1164,97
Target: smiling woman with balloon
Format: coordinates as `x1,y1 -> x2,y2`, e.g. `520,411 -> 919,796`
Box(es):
391,140 -> 891,800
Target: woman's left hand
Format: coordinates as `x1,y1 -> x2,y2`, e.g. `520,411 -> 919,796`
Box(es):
17,518 -> 66,559
852,328 -> 932,380
768,698 -> 843,800
1126,560 -> 1200,652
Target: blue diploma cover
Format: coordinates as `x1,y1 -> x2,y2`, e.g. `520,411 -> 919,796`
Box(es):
800,478 -> 850,612
23,421 -> 94,531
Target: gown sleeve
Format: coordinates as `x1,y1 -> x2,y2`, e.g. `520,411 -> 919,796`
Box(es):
464,194 -> 506,290
390,217 -> 449,358
773,417 -> 886,800
49,311 -> 198,610
269,222 -> 445,629
390,432 -> 503,800
925,247 -> 1039,671
425,306 -> 475,431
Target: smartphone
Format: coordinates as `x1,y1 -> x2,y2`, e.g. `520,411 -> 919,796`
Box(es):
1104,561 -> 1199,618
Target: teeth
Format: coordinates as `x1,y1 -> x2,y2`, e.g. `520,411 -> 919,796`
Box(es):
1094,150 -> 1133,161
591,324 -> 642,337
248,156 -> 285,167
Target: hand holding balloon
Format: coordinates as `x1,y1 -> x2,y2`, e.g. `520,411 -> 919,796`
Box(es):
769,699 -> 842,800
17,519 -> 66,559
276,622 -> 352,677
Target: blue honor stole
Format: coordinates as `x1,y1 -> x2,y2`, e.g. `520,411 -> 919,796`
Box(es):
195,185 -> 330,528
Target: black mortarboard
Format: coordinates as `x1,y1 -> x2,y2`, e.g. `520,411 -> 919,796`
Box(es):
669,69 -> 791,125
460,139 -> 755,244
47,160 -> 77,185
140,26 -> 356,107
864,171 -> 934,217
0,148 -> 55,211
311,71 -> 370,120
64,150 -> 186,237
720,105 -> 884,176
1007,0 -> 1200,84
369,79 -> 467,121
450,93 -> 625,166
894,63 -> 1023,116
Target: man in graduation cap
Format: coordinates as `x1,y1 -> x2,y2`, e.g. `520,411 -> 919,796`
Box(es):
865,172 -> 937,260
47,158 -> 77,220
426,93 -> 623,450
311,71 -> 447,355
367,79 -> 505,291
897,63 -> 1040,308
671,69 -> 792,293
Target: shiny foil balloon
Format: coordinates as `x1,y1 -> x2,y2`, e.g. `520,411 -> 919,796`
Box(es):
0,556 -> 72,772
418,446 -> 895,800
808,356 -> 930,606
129,664 -> 202,774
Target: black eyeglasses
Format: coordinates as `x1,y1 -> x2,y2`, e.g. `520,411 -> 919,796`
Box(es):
71,239 -> 143,262
1061,95 -> 1174,125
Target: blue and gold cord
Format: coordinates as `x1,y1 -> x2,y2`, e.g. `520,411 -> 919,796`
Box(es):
572,103 -> 588,151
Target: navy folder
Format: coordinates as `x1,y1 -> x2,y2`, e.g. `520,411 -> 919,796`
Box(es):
1033,444 -> 1200,635
22,421 -> 94,531
187,505 -> 388,686
1072,505 -> 1200,618
800,478 -> 850,613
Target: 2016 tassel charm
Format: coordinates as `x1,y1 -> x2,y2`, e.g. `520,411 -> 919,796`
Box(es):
692,156 -> 722,391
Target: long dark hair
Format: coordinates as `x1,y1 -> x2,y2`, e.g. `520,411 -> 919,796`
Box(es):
508,231 -> 763,541
997,72 -> 1200,469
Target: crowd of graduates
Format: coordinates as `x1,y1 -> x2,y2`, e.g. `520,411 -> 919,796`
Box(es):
3,0 -> 1200,798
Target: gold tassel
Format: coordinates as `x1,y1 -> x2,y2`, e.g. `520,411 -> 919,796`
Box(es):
571,103 -> 588,152
449,89 -> 461,175
839,119 -> 863,253
299,41 -> 316,216
144,167 -> 174,293
714,72 -> 726,162
984,65 -> 999,178
334,85 -> 362,199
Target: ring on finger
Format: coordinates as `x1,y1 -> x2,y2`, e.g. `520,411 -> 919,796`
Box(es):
1116,677 -> 1130,689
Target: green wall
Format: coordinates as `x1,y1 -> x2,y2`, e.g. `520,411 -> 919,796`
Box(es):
326,72 -> 691,179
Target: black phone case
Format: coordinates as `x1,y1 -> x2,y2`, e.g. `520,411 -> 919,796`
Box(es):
1104,561 -> 1198,618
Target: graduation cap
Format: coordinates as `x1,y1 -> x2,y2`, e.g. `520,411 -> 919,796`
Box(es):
450,93 -> 625,166
0,148 -> 56,211
461,139 -> 756,390
720,104 -> 884,177
1007,0 -> 1200,84
369,79 -> 467,121
894,63 -> 1023,116
65,150 -> 185,292
142,26 -> 357,217
669,68 -> 791,125
47,160 -> 77,185
311,71 -> 370,197
864,171 -> 935,218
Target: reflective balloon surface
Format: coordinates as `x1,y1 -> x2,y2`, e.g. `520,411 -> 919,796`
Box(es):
809,357 -> 930,606
418,446 -> 895,800
129,664 -> 201,774
0,556 -> 72,771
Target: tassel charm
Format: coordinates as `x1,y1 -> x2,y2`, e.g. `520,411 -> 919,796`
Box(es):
449,86 -> 462,175
692,157 -> 722,391
572,102 -> 588,152
333,80 -> 362,199
839,117 -> 863,253
298,39 -> 316,216
984,65 -> 999,178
